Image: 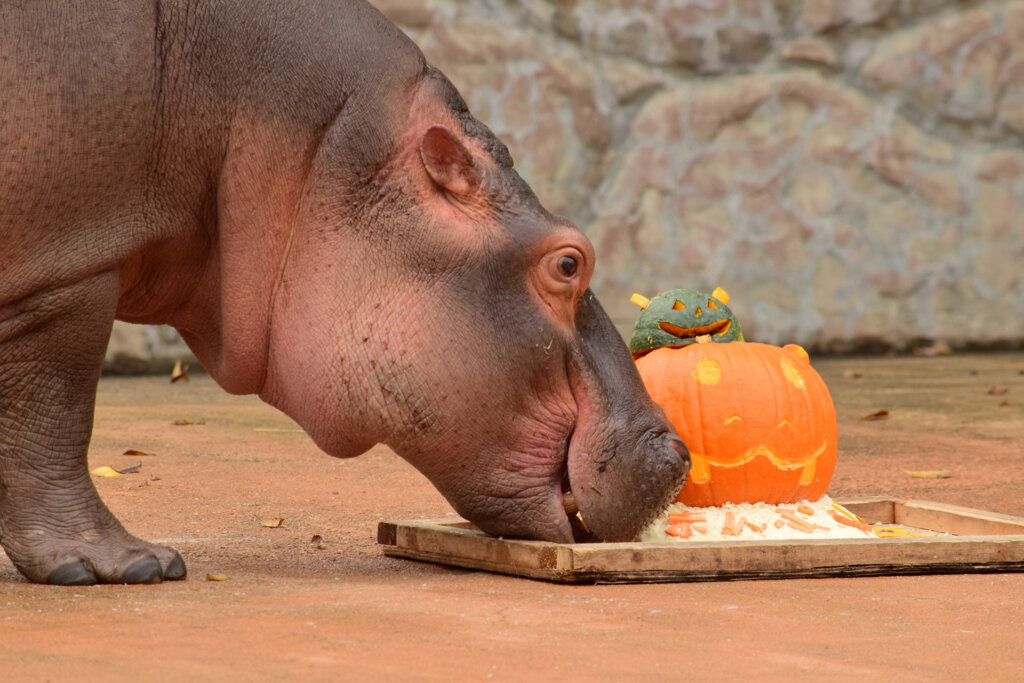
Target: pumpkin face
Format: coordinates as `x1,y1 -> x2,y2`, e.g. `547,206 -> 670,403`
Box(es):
629,287 -> 743,358
635,341 -> 837,506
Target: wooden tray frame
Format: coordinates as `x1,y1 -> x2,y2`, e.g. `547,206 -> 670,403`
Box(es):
377,498 -> 1024,583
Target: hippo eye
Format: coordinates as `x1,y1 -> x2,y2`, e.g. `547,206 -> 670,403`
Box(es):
557,255 -> 578,278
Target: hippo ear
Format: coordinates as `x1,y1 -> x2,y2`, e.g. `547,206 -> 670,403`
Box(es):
419,125 -> 481,197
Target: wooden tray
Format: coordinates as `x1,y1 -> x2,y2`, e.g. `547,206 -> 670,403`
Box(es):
377,498 -> 1024,583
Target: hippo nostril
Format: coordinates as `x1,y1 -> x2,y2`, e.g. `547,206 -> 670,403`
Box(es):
666,434 -> 689,463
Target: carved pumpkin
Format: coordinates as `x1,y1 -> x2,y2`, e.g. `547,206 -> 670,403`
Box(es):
634,337 -> 838,507
629,286 -> 744,358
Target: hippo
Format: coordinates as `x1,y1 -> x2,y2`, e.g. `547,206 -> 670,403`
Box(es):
0,0 -> 689,585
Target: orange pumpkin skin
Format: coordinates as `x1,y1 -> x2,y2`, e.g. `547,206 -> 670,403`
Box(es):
635,342 -> 837,506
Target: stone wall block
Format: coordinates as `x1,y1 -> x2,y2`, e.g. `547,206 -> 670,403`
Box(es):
688,76 -> 774,141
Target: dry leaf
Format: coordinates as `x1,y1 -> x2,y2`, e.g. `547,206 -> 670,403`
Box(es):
205,573 -> 228,582
903,469 -> 954,479
999,400 -> 1010,407
170,360 -> 189,383
842,369 -> 863,379
912,343 -> 951,357
118,463 -> 142,475
309,534 -> 327,550
988,386 -> 1009,396
173,418 -> 205,426
861,410 -> 890,420
122,449 -> 153,456
261,517 -> 285,528
90,466 -> 122,478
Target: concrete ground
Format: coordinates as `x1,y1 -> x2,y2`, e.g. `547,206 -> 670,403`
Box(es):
1,352 -> 1022,681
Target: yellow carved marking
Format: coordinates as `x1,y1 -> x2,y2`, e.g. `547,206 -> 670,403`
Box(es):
777,417 -> 793,429
707,299 -> 719,310
799,445 -> 825,484
688,453 -> 711,483
692,357 -> 722,385
672,299 -> 685,310
697,441 -> 827,473
785,343 -> 809,361
630,293 -> 650,309
711,286 -> 730,304
723,414 -> 744,426
694,306 -> 703,317
780,358 -> 806,390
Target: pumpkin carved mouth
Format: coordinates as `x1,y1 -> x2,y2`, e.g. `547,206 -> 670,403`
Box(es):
658,318 -> 732,340
687,441 -> 828,486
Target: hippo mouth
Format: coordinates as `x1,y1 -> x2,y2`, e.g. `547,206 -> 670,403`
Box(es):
560,478 -> 598,542
658,319 -> 732,340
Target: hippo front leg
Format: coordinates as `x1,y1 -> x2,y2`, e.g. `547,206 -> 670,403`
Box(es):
0,272 -> 185,584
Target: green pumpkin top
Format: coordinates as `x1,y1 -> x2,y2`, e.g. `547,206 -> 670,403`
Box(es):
629,286 -> 744,357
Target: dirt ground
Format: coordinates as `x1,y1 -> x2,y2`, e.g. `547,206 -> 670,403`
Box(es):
2,352 -> 1023,681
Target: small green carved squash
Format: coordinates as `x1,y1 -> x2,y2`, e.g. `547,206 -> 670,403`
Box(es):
628,286 -> 743,358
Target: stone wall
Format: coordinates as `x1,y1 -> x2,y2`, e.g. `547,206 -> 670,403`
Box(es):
106,0 -> 1024,371
380,0 -> 1024,352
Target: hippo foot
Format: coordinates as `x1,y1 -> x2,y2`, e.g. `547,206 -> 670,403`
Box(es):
43,545 -> 187,586
2,511 -> 187,585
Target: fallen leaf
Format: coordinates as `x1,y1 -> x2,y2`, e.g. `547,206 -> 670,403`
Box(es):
261,517 -> 285,528
118,463 -> 143,475
861,410 -> 890,420
205,573 -> 228,582
999,400 -> 1010,407
309,534 -> 327,550
170,360 -> 189,383
903,469 -> 954,479
988,386 -> 1009,396
122,449 -> 154,456
842,369 -> 863,379
912,343 -> 952,357
173,418 -> 206,426
90,466 -> 122,478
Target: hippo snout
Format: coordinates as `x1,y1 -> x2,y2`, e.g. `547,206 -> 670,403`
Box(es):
568,428 -> 690,543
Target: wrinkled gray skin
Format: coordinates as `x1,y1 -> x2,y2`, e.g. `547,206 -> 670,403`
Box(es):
0,0 -> 689,585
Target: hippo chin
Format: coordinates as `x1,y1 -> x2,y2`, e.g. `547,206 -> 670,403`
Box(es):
0,0 -> 689,585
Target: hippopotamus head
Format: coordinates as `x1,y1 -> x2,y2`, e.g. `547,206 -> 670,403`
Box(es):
258,66 -> 689,543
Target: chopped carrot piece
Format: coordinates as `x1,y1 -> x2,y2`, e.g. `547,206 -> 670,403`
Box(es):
665,523 -> 692,539
828,509 -> 873,532
797,503 -> 815,516
744,520 -> 768,533
668,512 -> 708,524
690,522 -> 708,534
779,508 -> 830,532
721,510 -> 745,536
774,519 -> 786,529
786,518 -> 819,533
